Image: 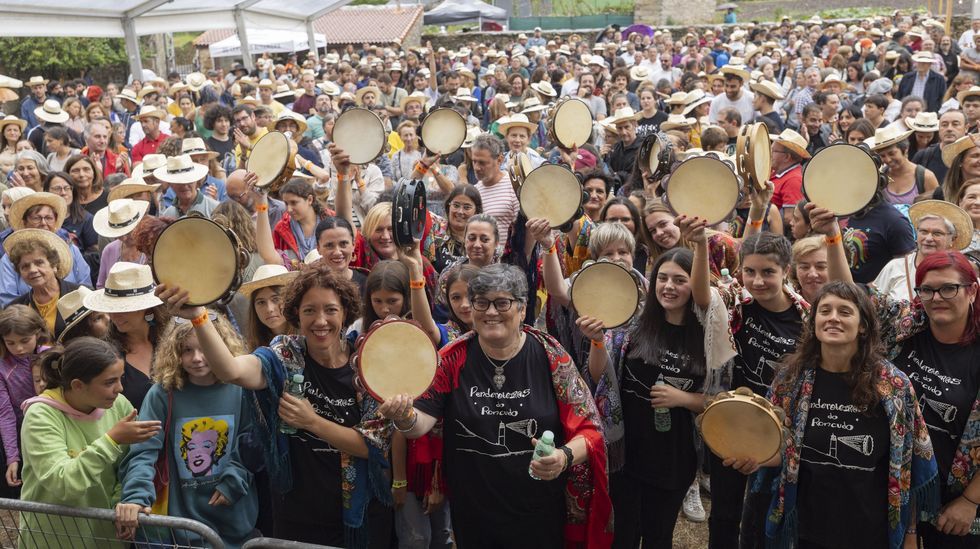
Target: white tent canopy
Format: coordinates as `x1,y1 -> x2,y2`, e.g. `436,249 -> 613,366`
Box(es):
0,0 -> 353,75
209,30 -> 326,58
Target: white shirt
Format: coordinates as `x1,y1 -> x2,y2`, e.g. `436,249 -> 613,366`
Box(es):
128,119 -> 172,148
560,78 -> 579,98
959,29 -> 978,50
708,90 -> 756,124
873,253 -> 917,302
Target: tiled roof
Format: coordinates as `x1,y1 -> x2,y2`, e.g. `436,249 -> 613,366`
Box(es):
192,4 -> 424,47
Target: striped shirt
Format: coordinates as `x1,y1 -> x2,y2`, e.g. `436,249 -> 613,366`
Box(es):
475,174 -> 519,244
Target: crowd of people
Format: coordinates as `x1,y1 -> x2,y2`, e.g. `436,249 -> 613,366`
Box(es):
0,7 -> 977,549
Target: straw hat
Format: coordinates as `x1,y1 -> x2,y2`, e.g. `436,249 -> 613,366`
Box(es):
819,73 -> 852,91
530,81 -> 557,97
749,80 -> 785,100
905,112 -> 940,133
136,86 -> 159,101
520,96 -> 549,114
303,249 -> 322,265
908,200 -> 973,250
911,51 -> 934,64
56,286 -> 95,341
324,53 -> 340,64
152,154 -> 209,185
238,264 -> 300,296
942,135 -> 980,167
770,129 -> 811,159
34,100 -> 69,124
682,89 -> 712,116
257,78 -> 277,90
629,66 -> 650,81
132,154 -> 167,180
0,116 -> 27,134
134,105 -> 166,120
666,91 -> 689,107
273,84 -> 297,99
181,137 -> 219,160
318,81 -> 341,96
498,113 -> 538,134
9,192 -> 67,231
117,88 -> 140,106
956,86 -> 980,105
2,228 -> 72,278
26,76 -> 49,87
185,72 -> 207,92
865,125 -> 914,151
355,85 -> 381,106
83,262 -> 163,313
270,110 -> 309,136
108,180 -> 160,203
168,83 -> 189,96
92,199 -> 150,239
461,125 -> 483,149
453,88 -> 477,103
605,107 -> 642,125
719,65 -> 751,81
239,96 -> 260,106
660,114 -> 697,131
400,91 -> 428,111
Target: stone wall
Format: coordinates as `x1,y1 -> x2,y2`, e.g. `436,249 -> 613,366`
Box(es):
635,0 -> 717,26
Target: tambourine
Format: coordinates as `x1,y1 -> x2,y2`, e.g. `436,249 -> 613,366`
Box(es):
334,107 -> 386,165
519,163 -> 586,229
696,387 -> 788,464
418,108 -> 467,156
570,260 -> 642,329
663,156 -> 740,225
392,179 -> 427,248
507,151 -> 534,192
803,143 -> 881,216
547,97 -> 593,151
247,131 -> 298,195
352,318 -> 438,402
638,132 -> 674,181
151,216 -> 248,306
735,123 -> 771,191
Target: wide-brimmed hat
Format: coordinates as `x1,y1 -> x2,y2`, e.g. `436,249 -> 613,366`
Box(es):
134,105 -> 166,120
185,72 -> 207,92
909,200 -> 974,250
905,112 -> 940,133
461,125 -> 483,148
865,125 -> 914,151
819,73 -> 852,91
239,95 -> 260,106
136,86 -> 159,102
93,198 -> 150,239
660,114 -> 697,131
770,128 -> 811,159
152,154 -> 209,185
355,85 -> 381,106
719,64 -> 751,82
911,51 -> 935,64
629,66 -> 650,81
84,262 -> 163,313
942,135 -> 980,167
269,110 -> 309,136
318,81 -> 341,96
26,76 -> 48,87
453,88 -> 477,103
56,286 -> 95,341
498,113 -> 538,134
400,91 -> 428,111
181,137 -> 219,160
957,86 -> 980,105
530,81 -> 557,97
132,154 -> 167,181
34,100 -> 69,124
272,84 -> 297,99
0,116 -> 27,134
168,82 -> 189,96
2,228 -> 72,278
666,91 -> 689,106
606,107 -> 642,125
324,53 -> 341,64
257,78 -> 277,90
682,89 -> 712,115
117,88 -> 140,106
749,79 -> 785,100
238,264 -> 300,297
108,180 -> 160,203
9,192 -> 67,231
520,96 -> 549,114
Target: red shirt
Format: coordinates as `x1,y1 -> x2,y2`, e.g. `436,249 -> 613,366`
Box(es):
131,132 -> 169,164
80,146 -> 130,177
770,163 -> 803,210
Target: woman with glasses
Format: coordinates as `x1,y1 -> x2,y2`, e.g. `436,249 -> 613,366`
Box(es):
433,185 -> 483,273
43,172 -> 97,254
379,264 -> 612,548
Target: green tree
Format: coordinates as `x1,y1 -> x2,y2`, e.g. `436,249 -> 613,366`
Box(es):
0,37 -> 129,79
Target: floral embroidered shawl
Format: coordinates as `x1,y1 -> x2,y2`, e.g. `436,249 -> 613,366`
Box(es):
766,360 -> 939,549
432,326 -> 613,548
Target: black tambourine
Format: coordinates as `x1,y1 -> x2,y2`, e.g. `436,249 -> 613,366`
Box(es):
392,179 -> 427,248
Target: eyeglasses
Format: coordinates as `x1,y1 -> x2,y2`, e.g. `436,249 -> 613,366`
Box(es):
471,297 -> 521,312
914,283 -> 972,301
48,185 -> 72,193
27,215 -> 56,224
916,228 -> 949,239
449,202 -> 475,212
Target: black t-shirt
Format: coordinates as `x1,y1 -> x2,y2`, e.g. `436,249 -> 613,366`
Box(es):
121,361 -> 152,411
732,301 -> 803,396
798,368 -> 890,549
207,136 -> 236,165
759,110 -> 786,133
621,323 -> 704,488
82,189 -> 109,217
415,337 -> 565,544
281,355 -> 362,527
894,331 -> 980,492
843,201 -> 916,283
636,111 -> 668,138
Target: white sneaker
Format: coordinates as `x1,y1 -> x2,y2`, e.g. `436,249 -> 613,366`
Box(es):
682,481 -> 706,522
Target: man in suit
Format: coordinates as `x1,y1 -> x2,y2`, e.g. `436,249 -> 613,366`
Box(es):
897,51 -> 947,113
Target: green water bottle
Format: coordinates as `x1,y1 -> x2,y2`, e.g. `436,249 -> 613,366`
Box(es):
528,430 -> 555,480
279,374 -> 306,435
654,381 -> 671,432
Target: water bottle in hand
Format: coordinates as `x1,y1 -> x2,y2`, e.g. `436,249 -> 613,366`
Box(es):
279,374 -> 306,435
528,430 -> 556,480
654,381 -> 671,432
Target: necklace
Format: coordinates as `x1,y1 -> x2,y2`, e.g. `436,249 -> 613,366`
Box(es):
480,334 -> 524,390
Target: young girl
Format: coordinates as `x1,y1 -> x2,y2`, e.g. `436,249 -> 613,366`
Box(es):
20,337 -> 160,547
0,305 -> 49,491
240,265 -> 298,351
117,313 -> 258,548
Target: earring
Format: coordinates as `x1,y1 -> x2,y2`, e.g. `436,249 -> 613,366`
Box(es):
144,312 -> 155,324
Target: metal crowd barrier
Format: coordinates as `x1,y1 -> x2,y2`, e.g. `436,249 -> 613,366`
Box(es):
243,539 -> 341,549
0,497 -> 224,548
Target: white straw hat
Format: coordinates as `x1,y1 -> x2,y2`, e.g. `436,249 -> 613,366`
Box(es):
83,262 -> 163,313
92,199 -> 150,238
34,99 -> 69,124
56,286 -> 95,341
152,155 -> 210,185
238,264 -> 299,296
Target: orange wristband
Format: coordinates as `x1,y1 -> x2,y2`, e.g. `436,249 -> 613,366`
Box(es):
410,279 -> 426,289
590,339 -> 605,349
749,219 -> 764,228
545,242 -> 557,255
190,311 -> 210,327
255,203 -> 269,212
414,161 -> 430,175
338,171 -> 348,182
825,233 -> 842,245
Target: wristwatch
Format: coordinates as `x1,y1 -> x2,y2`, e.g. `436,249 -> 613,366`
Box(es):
559,445 -> 573,473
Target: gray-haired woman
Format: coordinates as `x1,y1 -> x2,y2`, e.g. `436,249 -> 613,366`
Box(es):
14,151 -> 49,191
379,263 -> 613,548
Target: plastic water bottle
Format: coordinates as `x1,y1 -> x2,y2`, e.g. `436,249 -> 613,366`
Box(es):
279,374 -> 306,435
654,381 -> 671,432
720,268 -> 734,286
528,430 -> 556,480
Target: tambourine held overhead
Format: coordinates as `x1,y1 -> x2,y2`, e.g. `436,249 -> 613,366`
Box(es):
334,107 -> 387,165
548,97 -> 593,151
418,108 -> 467,156
802,143 -> 879,216
353,319 -> 438,402
247,131 -> 297,195
663,156 -> 740,226
519,163 -> 584,228
735,123 -> 771,191
570,260 -> 642,329
392,179 -> 428,248
151,217 -> 244,306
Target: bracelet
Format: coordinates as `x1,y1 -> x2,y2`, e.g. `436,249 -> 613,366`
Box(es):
590,339 -> 605,349
559,445 -> 573,473
190,311 -> 210,327
545,242 -> 556,255
395,409 -> 418,433
414,161 -> 430,175
337,171 -> 348,182
255,203 -> 268,213
748,219 -> 764,229
304,161 -> 314,172
962,493 -> 980,506
825,233 -> 842,245
391,480 -> 408,489
410,279 -> 426,289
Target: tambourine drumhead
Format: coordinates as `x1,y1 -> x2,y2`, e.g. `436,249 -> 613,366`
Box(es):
665,157 -> 740,225
334,108 -> 386,165
698,392 -> 784,463
517,152 -> 533,180
750,124 -> 772,191
152,218 -> 238,306
248,131 -> 289,188
803,144 -> 878,216
570,262 -> 640,329
420,108 -> 466,155
357,321 -> 437,401
648,139 -> 663,175
520,164 -> 582,227
552,98 -> 593,150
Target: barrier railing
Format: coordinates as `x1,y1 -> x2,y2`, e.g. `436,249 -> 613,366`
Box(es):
243,538 -> 342,548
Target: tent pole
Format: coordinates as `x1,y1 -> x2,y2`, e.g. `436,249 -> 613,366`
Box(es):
123,17 -> 144,80
234,8 -> 255,71
306,20 -> 319,62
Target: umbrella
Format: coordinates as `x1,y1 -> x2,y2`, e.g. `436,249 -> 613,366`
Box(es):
622,24 -> 655,38
716,3 -> 737,10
